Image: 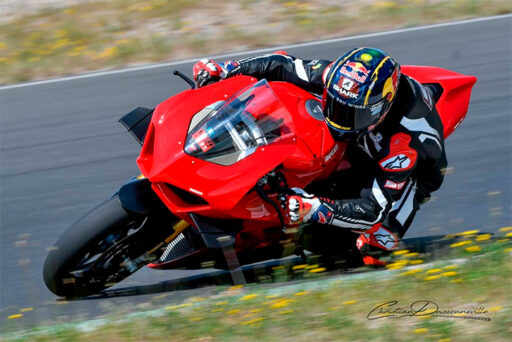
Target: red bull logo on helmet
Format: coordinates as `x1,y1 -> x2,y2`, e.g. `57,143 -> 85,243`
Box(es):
340,61 -> 370,83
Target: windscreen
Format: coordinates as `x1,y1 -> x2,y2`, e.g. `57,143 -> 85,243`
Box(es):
184,80 -> 294,166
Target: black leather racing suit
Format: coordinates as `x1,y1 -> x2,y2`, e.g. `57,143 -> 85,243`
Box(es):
223,54 -> 448,242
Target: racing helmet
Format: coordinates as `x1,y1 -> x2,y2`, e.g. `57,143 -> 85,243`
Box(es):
322,47 -> 400,140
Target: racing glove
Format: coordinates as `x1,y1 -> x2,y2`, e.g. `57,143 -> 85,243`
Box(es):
285,188 -> 333,225
193,59 -> 222,87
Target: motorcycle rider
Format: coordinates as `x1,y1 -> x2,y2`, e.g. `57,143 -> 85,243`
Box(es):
192,48 -> 447,265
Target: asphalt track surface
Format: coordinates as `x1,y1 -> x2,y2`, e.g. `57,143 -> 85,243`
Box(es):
1,15 -> 511,329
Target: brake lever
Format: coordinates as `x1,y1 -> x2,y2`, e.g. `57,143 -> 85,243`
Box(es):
173,70 -> 196,89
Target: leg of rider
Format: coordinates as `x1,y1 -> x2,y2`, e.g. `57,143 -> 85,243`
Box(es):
357,180 -> 420,266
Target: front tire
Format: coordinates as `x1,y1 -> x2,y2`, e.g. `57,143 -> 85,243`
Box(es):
43,196 -> 159,298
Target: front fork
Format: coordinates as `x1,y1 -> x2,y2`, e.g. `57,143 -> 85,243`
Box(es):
116,175 -> 192,264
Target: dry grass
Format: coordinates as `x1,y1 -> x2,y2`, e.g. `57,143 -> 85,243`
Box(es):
0,0 -> 510,84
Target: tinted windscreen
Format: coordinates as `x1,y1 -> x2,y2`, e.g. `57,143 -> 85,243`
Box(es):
185,80 -> 294,165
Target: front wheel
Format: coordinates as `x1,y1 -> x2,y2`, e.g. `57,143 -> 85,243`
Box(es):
43,195 -> 170,298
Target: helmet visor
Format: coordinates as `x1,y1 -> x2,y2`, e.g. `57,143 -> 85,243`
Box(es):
324,94 -> 388,133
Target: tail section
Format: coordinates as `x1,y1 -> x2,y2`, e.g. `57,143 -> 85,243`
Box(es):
401,65 -> 477,139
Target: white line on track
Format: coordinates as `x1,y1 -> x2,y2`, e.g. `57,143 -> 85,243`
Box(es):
1,14 -> 510,90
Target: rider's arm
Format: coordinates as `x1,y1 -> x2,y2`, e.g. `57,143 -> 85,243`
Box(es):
321,134 -> 420,230
224,54 -> 331,94
288,140 -> 419,230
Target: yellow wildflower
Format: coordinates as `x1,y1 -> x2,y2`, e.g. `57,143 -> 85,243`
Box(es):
458,230 -> 479,236
489,306 -> 502,312
475,234 -> 491,242
343,300 -> 358,305
404,252 -> 419,258
69,46 -> 86,57
309,267 -> 326,273
240,294 -> 259,301
443,265 -> 458,270
271,299 -> 294,308
373,1 -> 397,9
423,275 -> 441,281
393,259 -> 409,265
426,268 -> 442,274
450,240 -> 472,248
392,249 -> 410,255
7,314 -> 23,319
401,269 -> 423,276
294,291 -> 309,296
190,296 -> 205,302
499,226 -> 512,232
465,246 -> 481,253
413,328 -> 429,334
441,271 -> 458,277
138,5 -> 154,12
241,317 -> 264,325
94,46 -> 118,60
410,259 -> 424,265
53,38 -> 71,49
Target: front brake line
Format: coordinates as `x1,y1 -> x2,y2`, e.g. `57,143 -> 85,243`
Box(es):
255,184 -> 286,232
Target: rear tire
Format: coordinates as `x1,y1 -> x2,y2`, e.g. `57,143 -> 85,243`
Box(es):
43,196 -> 152,298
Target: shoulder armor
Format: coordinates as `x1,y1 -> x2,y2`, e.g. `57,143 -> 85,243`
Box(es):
402,75 -> 434,119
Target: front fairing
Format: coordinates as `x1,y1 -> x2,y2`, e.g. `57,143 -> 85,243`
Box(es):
137,77 -> 297,215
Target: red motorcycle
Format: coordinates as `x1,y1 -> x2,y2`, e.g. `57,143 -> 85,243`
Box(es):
43,65 -> 476,297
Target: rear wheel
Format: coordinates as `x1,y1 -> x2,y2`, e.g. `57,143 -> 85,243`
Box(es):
43,195 -> 173,298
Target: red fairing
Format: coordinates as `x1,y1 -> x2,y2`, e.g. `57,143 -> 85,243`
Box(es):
401,65 -> 477,138
137,76 -> 344,228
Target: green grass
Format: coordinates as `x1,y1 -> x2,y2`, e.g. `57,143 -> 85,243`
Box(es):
0,0 -> 511,84
3,228 -> 512,341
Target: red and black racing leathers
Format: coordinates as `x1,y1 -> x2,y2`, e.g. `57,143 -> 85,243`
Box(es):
223,54 -> 448,250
